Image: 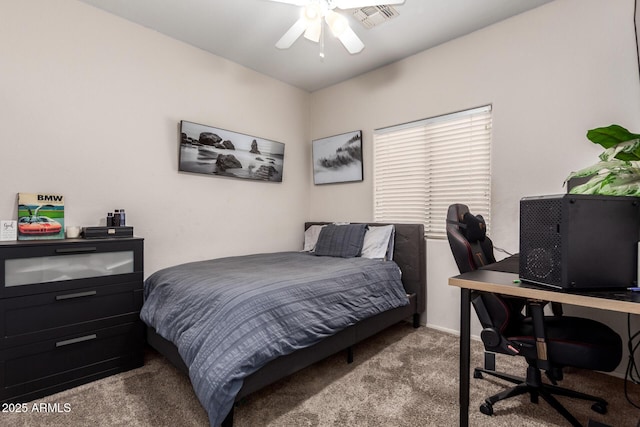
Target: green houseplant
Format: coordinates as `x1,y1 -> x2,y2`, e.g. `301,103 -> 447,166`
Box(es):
565,124 -> 640,195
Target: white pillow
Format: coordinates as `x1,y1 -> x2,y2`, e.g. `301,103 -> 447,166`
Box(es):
361,225 -> 395,260
303,225 -> 326,252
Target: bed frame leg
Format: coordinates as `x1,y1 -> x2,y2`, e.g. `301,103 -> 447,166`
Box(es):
221,407 -> 234,427
412,313 -> 420,328
347,346 -> 354,364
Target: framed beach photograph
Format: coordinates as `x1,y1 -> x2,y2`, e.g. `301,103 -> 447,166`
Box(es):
179,120 -> 285,182
312,130 -> 363,185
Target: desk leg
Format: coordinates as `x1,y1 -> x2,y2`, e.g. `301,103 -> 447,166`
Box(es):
460,288 -> 471,427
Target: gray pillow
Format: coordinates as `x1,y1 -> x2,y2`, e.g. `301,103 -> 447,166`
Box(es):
361,225 -> 395,260
302,224 -> 326,252
314,224 -> 367,258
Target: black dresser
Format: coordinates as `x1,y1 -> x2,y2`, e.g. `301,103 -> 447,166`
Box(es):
0,237 -> 144,403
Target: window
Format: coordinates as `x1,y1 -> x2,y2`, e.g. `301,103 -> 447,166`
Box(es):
373,105 -> 492,239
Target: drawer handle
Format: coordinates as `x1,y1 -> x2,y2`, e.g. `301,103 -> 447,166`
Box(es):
56,334 -> 97,348
55,290 -> 97,301
55,247 -> 97,254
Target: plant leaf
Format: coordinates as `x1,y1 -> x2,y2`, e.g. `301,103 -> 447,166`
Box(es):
616,138 -> 640,161
568,125 -> 640,195
573,175 -> 640,196
586,125 -> 640,149
564,160 -> 630,182
569,173 -> 609,194
598,138 -> 640,161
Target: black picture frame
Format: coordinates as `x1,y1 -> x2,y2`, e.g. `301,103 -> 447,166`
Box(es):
312,130 -> 363,185
179,120 -> 285,182
636,0 -> 640,80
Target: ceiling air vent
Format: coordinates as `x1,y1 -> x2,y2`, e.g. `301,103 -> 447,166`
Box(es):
353,5 -> 399,29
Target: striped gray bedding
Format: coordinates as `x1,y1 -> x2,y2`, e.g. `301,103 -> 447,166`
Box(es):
140,251 -> 408,427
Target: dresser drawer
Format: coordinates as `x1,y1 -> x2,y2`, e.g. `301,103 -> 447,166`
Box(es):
0,282 -> 142,348
0,322 -> 144,403
0,238 -> 143,298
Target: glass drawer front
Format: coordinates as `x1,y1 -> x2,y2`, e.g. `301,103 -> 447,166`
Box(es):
5,251 -> 134,287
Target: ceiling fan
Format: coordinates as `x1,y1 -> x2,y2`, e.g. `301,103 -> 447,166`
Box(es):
268,0 -> 405,55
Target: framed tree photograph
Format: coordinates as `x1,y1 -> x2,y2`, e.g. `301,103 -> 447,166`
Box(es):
312,130 -> 363,185
179,120 -> 285,182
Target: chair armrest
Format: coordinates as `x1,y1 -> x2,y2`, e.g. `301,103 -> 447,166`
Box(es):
480,327 -> 527,356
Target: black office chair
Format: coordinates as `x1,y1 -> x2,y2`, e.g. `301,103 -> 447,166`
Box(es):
446,203 -> 538,378
446,204 -> 623,426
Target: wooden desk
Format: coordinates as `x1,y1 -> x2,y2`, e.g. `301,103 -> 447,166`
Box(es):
449,269 -> 640,427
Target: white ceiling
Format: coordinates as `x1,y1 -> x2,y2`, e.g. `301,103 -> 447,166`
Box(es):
77,0 -> 555,92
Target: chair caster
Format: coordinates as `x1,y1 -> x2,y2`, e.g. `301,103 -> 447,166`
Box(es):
479,402 -> 494,416
591,402 -> 607,415
473,369 -> 483,379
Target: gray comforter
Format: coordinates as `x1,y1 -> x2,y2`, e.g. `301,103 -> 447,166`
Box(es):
140,251 -> 408,427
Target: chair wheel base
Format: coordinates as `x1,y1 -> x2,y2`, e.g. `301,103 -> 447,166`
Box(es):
591,402 -> 607,415
479,402 -> 494,416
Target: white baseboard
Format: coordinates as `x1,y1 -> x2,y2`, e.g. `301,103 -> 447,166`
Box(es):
424,323 -> 481,342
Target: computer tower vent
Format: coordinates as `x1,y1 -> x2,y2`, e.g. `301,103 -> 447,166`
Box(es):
519,194 -> 640,290
519,197 -> 562,287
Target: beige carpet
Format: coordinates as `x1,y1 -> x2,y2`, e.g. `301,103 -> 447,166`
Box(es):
4,323 -> 640,427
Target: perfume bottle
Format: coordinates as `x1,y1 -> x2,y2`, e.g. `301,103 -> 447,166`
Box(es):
113,210 -> 121,227
119,209 -> 126,226
106,212 -> 114,227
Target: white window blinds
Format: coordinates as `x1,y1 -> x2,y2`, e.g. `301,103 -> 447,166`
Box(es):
373,105 -> 492,239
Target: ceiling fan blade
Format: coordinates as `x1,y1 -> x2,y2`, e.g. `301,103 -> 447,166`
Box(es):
304,20 -> 321,43
276,17 -> 308,49
324,10 -> 362,53
337,26 -> 364,54
333,0 -> 405,9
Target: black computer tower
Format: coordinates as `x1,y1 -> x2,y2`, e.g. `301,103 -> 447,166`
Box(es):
519,194 -> 640,290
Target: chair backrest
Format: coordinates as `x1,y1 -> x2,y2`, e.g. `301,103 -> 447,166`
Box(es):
446,204 -> 527,351
446,204 -> 496,274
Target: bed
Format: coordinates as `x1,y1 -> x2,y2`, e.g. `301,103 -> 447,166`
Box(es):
142,222 -> 426,427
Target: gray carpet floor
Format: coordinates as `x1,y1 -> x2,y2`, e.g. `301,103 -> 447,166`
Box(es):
4,323 -> 640,426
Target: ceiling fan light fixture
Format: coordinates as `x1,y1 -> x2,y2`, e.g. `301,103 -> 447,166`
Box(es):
303,3 -> 321,22
302,3 -> 322,41
325,10 -> 348,37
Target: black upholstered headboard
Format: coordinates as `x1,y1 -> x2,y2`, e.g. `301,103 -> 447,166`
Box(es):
304,222 -> 426,315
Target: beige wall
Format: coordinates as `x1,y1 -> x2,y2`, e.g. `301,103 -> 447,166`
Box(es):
0,0 -> 310,275
3,0 -> 639,377
309,0 -> 640,376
